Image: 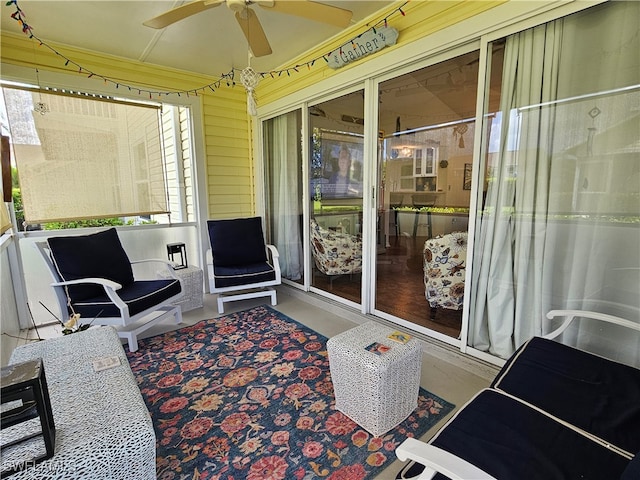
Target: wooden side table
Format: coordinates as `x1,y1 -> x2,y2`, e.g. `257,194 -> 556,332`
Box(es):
1,359 -> 56,477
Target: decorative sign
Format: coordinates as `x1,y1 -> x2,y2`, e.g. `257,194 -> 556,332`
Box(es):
327,27 -> 399,69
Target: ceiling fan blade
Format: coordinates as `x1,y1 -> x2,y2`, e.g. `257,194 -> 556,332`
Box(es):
235,9 -> 272,57
264,0 -> 352,28
143,0 -> 224,29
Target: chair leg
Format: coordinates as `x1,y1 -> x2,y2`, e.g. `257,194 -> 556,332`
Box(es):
119,331 -> 138,353
117,305 -> 181,352
215,288 -> 278,314
430,306 -> 437,320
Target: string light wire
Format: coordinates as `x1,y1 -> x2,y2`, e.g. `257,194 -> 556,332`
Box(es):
5,0 -> 410,101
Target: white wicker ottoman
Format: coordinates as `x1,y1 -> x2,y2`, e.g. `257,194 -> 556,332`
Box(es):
327,321 -> 422,437
1,327 -> 156,479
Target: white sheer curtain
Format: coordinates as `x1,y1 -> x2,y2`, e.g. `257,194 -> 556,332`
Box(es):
264,111 -> 303,281
470,1 -> 640,361
470,21 -> 563,358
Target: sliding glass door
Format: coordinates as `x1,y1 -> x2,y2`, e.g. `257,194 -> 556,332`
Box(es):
470,0 -> 640,363
308,91 -> 364,306
262,92 -> 365,308
374,49 -> 491,340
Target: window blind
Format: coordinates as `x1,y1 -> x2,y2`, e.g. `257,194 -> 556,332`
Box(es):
3,87 -> 169,224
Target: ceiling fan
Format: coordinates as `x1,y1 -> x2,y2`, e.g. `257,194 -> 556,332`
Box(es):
144,0 -> 353,58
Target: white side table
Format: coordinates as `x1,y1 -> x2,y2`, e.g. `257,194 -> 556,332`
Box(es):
327,321 -> 422,437
160,265 -> 204,312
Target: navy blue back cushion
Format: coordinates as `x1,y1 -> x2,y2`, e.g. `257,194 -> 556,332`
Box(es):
207,217 -> 267,267
48,228 -> 134,302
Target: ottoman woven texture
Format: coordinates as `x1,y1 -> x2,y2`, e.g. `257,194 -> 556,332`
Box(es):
327,321 -> 422,437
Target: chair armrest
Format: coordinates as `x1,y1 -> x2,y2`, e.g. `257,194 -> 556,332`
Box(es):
51,277 -> 122,290
396,438 -> 496,480
266,244 -> 280,259
51,277 -> 126,311
131,258 -> 176,268
544,309 -> 640,340
131,258 -> 181,279
266,244 -> 282,280
206,246 -> 280,266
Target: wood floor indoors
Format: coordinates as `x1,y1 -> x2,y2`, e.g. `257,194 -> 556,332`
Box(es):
312,233 -> 463,339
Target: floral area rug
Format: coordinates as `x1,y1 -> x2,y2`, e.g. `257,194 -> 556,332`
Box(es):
126,305 -> 454,480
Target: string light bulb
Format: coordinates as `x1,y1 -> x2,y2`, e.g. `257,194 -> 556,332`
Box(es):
8,0 -> 410,101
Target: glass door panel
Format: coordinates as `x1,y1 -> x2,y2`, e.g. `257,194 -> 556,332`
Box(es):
309,91 -> 364,304
376,51 -> 485,338
263,110 -> 304,285
469,1 -> 640,362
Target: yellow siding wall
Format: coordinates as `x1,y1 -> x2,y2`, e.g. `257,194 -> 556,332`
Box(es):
202,91 -> 254,218
0,31 -> 253,219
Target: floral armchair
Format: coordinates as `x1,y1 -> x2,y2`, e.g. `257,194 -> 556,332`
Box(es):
310,218 -> 362,277
423,231 -> 468,319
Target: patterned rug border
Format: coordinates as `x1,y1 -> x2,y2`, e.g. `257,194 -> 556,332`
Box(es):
128,304 -> 455,480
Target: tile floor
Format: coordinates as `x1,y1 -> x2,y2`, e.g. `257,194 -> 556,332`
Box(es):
17,285 -> 495,479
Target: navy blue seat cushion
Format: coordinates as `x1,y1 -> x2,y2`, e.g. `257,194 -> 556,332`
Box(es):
48,228 -> 134,303
72,279 -> 181,319
492,336 -> 640,454
395,459 -> 427,479
427,389 -> 629,480
207,217 -> 267,267
621,452 -> 640,480
213,263 -> 276,288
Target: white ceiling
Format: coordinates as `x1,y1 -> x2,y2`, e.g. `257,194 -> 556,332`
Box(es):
1,1 -> 394,77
